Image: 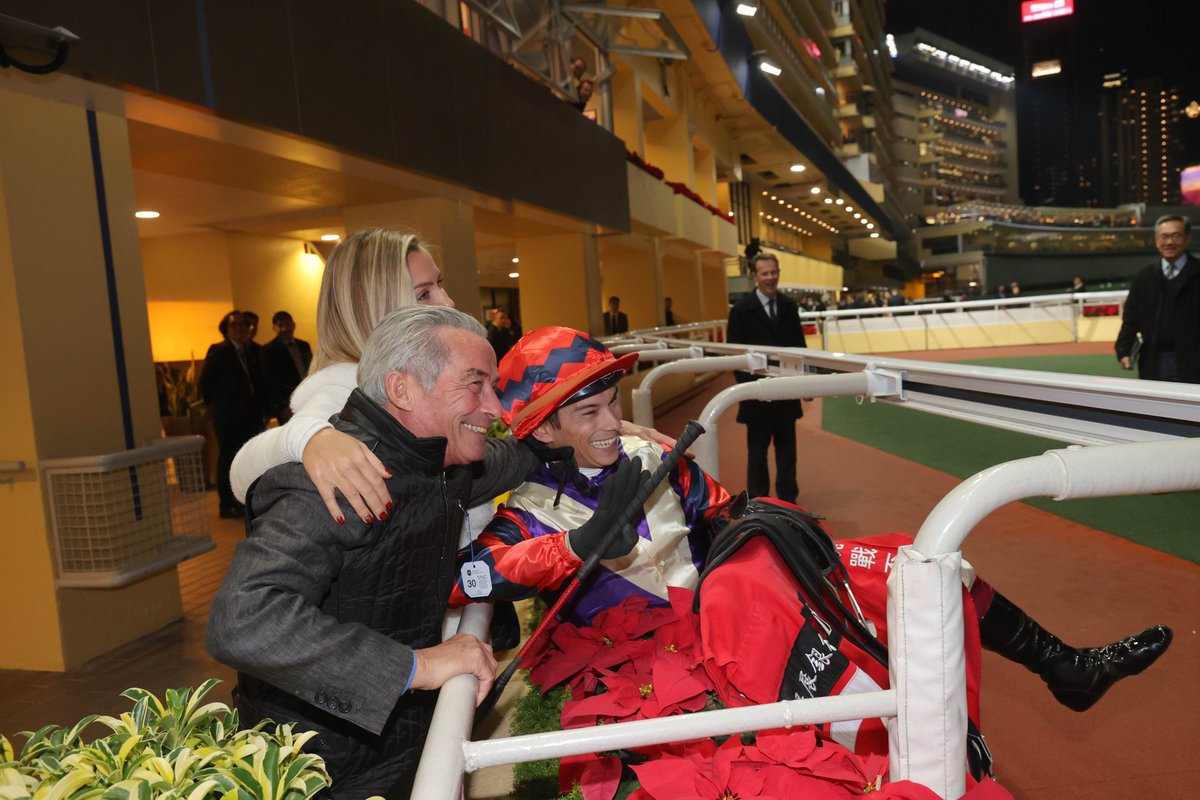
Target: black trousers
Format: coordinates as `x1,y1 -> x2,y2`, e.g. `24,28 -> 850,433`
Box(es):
215,419 -> 263,509
744,413 -> 798,504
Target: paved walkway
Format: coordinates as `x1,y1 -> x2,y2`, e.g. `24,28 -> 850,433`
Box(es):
3,345 -> 1195,798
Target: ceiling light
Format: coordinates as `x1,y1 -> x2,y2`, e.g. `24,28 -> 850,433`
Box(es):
508,271 -> 520,278
824,197 -> 833,204
135,211 -> 159,219
790,164 -> 806,172
320,234 -> 340,241
835,198 -> 844,205
870,232 -> 880,238
759,61 -> 782,77
810,186 -> 821,194
736,3 -> 758,16
845,206 -> 853,212
866,223 -> 875,229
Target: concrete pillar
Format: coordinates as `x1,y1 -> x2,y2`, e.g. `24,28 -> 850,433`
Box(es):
343,197 -> 480,316
599,240 -> 659,331
0,79 -> 180,670
515,233 -> 601,334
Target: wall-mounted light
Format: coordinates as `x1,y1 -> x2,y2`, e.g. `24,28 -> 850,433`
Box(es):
320,234 -> 340,242
135,210 -> 160,219
759,60 -> 782,77
736,3 -> 758,16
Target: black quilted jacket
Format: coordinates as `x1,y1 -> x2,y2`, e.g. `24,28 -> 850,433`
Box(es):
208,389 -> 533,799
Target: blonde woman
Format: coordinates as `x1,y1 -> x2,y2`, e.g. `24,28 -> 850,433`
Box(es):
230,228 -> 453,522
231,227 -> 673,524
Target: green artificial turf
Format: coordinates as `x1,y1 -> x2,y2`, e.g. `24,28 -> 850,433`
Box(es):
821,354 -> 1200,563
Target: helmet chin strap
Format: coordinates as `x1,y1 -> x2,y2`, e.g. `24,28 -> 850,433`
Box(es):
521,437 -> 594,506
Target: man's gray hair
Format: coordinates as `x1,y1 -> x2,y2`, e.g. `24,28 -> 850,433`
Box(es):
1155,214 -> 1191,234
358,306 -> 487,404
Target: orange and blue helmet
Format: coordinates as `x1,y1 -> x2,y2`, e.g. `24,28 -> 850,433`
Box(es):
498,326 -> 639,438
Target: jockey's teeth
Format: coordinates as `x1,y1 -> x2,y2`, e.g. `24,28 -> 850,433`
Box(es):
592,436 -> 618,449
462,422 -> 488,435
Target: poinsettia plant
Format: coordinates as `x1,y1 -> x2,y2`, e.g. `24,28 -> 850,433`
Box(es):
515,588 -> 1013,800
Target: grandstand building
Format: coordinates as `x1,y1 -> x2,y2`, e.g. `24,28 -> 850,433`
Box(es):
889,29 -> 1019,228
0,0 -> 915,671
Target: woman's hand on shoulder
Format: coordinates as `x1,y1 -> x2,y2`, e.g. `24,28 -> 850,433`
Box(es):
620,420 -> 693,456
302,428 -> 393,524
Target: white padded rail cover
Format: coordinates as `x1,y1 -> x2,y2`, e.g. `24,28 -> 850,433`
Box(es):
886,545 -> 968,799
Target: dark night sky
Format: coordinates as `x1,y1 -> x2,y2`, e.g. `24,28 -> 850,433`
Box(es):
885,0 -> 1196,93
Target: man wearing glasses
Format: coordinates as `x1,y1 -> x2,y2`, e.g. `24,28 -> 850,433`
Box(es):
1115,215 -> 1199,383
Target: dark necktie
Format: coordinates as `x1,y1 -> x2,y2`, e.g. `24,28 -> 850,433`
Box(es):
767,298 -> 776,320
286,340 -> 305,377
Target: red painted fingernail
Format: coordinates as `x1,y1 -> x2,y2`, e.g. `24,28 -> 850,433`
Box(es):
386,501 -> 394,510
385,470 -> 394,478
379,511 -> 388,521
364,515 -> 374,524
336,516 -> 345,525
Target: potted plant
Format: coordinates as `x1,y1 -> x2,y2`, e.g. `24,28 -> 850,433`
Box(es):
156,356 -> 203,438
0,679 -> 343,800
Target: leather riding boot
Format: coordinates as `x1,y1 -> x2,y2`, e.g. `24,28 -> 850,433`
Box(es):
978,592 -> 1173,712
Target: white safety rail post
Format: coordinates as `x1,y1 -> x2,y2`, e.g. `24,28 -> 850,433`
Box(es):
411,601 -> 493,798
693,367 -> 904,480
630,352 -> 764,428
888,437 -> 1200,798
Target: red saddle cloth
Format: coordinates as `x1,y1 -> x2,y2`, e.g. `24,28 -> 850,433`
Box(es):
697,531 -> 984,757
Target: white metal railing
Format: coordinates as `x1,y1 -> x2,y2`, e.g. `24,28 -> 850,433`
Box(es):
413,433 -> 1200,799
41,436 -> 214,588
610,314 -> 1198,448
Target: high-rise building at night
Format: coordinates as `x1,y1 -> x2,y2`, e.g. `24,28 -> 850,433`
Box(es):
1099,73 -> 1186,206
1017,0 -> 1098,206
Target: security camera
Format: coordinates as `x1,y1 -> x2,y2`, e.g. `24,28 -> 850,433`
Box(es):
0,13 -> 79,51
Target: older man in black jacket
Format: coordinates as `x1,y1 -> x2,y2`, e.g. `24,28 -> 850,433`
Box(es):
207,305 -> 537,799
726,253 -> 807,503
1116,215 -> 1200,383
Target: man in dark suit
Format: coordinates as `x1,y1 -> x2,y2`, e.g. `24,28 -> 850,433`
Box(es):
260,310 -> 312,423
1116,215 -> 1200,383
603,295 -> 629,336
726,253 -> 807,503
200,310 -> 265,518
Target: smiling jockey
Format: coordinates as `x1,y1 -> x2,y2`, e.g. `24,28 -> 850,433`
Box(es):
449,326 -> 730,625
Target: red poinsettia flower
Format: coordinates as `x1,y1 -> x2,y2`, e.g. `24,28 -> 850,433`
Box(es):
529,596 -> 660,693
559,753 -> 624,800
562,655 -> 711,728
742,729 -> 882,791
643,588 -> 703,665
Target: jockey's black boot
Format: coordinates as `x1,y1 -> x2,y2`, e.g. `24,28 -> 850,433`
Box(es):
978,592 -> 1173,712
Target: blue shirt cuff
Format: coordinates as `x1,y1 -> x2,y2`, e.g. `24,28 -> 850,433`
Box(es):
401,654 -> 417,694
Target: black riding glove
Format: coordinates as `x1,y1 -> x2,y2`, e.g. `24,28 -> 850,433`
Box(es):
567,456 -> 645,560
